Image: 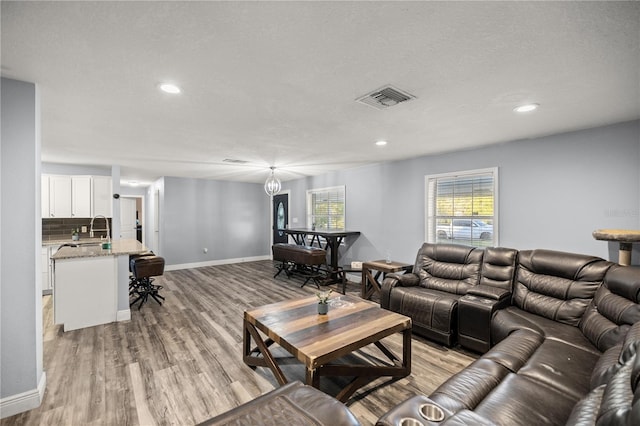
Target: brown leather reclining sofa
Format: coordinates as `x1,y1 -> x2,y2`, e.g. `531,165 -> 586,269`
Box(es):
378,244 -> 640,425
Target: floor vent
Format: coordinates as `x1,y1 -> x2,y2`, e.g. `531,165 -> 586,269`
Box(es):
356,85 -> 416,110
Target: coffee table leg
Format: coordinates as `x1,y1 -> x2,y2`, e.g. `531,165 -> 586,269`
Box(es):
403,327 -> 412,375
243,318 -> 288,385
305,367 -> 320,388
335,377 -> 371,403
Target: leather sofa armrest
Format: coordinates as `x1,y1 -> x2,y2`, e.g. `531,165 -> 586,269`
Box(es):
198,381 -> 360,426
381,273 -> 419,309
376,395 -> 452,426
458,291 -> 511,354
387,273 -> 420,287
467,284 -> 511,301
441,410 -> 496,425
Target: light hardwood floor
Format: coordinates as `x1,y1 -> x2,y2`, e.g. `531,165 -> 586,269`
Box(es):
2,261 -> 476,426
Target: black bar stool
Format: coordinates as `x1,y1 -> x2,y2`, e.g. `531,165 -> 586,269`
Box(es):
129,252 -> 155,292
129,255 -> 165,309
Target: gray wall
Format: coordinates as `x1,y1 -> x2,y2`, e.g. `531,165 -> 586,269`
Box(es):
1,78 -> 43,404
158,176 -> 271,266
282,120 -> 640,266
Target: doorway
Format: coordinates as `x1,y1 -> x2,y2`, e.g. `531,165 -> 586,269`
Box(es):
272,192 -> 289,244
120,196 -> 144,243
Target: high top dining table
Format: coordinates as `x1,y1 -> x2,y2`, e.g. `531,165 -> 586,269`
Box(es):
279,228 -> 360,280
592,229 -> 640,266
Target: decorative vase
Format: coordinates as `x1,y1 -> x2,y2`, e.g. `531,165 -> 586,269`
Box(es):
317,303 -> 328,315
72,234 -> 79,241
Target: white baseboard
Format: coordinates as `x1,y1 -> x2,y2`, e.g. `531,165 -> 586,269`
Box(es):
0,372 -> 46,419
116,309 -> 131,322
165,255 -> 271,271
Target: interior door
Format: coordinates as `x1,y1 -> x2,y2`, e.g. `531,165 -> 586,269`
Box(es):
120,198 -> 137,240
273,193 -> 289,244
153,190 -> 160,253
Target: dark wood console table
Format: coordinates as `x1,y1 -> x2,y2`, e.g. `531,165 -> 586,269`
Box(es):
279,228 -> 361,279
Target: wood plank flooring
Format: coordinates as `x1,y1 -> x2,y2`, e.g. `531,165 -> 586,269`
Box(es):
2,260 -> 477,426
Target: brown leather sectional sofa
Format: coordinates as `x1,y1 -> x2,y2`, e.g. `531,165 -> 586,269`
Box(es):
378,244 -> 640,425
201,243 -> 640,425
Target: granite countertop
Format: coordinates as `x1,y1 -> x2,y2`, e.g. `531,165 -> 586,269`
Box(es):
52,239 -> 149,260
43,237 -> 104,246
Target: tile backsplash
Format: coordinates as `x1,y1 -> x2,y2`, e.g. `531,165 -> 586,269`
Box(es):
42,218 -> 112,241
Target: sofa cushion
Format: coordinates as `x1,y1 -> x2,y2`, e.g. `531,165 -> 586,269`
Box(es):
579,266 -> 640,352
486,326 -> 598,401
513,250 -> 612,327
478,246 -> 518,292
473,373 -> 578,426
492,307 -> 600,355
414,243 -> 483,295
518,338 -> 600,400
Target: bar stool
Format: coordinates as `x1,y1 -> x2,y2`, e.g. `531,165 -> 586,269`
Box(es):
129,255 -> 165,309
129,252 -> 155,292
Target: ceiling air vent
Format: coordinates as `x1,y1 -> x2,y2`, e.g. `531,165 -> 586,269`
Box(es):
356,85 -> 416,110
223,159 -> 249,164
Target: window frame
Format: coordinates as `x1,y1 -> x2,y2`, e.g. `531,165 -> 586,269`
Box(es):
425,167 -> 499,247
306,185 -> 346,230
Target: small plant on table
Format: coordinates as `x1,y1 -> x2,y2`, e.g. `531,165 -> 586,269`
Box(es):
316,290 -> 332,315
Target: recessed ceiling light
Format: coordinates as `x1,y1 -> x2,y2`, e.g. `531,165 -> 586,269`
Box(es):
159,83 -> 181,94
375,140 -> 388,146
513,103 -> 539,113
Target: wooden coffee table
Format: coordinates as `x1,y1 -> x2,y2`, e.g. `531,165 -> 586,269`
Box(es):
243,294 -> 412,402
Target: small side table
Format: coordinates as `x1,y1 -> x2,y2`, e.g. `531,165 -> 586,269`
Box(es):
592,229 -> 640,266
361,260 -> 413,300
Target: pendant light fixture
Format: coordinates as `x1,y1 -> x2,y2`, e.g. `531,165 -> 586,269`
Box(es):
264,166 -> 281,196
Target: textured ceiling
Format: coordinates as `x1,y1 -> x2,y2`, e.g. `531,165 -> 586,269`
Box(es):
2,1 -> 639,185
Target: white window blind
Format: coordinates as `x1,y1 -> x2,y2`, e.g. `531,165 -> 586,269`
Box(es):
426,168 -> 498,248
306,186 -> 345,230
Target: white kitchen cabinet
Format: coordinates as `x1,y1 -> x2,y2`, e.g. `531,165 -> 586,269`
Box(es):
71,176 -> 92,218
92,176 -> 112,217
41,175 -> 50,218
54,255 -> 116,331
41,245 -> 58,295
41,246 -> 51,295
48,175 -> 72,218
41,174 -> 112,218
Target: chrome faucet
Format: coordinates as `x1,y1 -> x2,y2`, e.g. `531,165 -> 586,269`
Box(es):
90,215 -> 110,240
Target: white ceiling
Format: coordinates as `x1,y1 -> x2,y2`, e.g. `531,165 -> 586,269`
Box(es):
2,1 -> 639,186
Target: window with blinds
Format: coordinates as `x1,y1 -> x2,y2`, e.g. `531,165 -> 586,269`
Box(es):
306,186 -> 345,230
425,168 -> 498,248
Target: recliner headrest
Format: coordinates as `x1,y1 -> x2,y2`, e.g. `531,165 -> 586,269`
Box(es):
605,266 -> 640,302
518,249 -> 612,281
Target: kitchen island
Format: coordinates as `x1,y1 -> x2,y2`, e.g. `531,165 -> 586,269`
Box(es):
52,239 -> 149,331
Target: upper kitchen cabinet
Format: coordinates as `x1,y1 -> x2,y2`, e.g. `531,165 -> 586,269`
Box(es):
92,176 -> 112,217
41,174 -> 112,218
48,175 -> 72,218
71,176 -> 91,218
